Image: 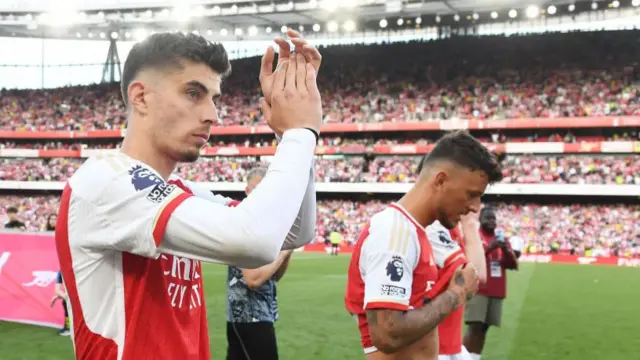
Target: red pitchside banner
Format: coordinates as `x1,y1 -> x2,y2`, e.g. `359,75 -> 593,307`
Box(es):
0,232 -> 64,328
301,244 -> 640,267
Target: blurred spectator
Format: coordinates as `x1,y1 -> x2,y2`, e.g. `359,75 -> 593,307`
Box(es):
4,206 -> 26,230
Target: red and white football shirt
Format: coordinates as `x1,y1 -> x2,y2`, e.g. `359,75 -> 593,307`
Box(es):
426,222 -> 468,355
56,152 -> 236,360
344,203 -> 440,354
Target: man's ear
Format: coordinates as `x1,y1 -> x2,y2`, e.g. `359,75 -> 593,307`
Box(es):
432,170 -> 448,192
128,80 -> 148,116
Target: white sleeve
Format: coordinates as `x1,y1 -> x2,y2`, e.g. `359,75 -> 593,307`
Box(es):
361,211 -> 418,311
161,128 -> 316,268
510,236 -> 523,252
281,163 -> 316,250
426,222 -> 466,270
82,128 -> 315,269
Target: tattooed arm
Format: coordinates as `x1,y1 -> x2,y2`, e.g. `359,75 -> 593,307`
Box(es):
366,267 -> 477,354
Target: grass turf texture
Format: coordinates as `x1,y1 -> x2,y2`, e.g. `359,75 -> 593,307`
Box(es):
1,253 -> 638,360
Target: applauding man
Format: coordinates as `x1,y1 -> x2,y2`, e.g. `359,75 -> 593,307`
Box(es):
56,30 -> 322,360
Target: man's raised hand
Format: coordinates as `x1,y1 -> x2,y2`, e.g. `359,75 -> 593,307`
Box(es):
260,28 -> 322,105
265,53 -> 322,136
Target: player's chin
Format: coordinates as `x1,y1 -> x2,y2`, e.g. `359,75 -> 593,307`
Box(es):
179,149 -> 201,163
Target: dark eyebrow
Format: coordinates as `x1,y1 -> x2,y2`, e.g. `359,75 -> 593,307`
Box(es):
185,80 -> 209,94
186,80 -> 221,101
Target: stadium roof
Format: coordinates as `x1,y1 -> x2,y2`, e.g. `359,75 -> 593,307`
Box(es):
0,0 -> 634,41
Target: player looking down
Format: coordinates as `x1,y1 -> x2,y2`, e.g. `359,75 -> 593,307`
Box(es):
55,30 -> 322,360
345,130 -> 503,360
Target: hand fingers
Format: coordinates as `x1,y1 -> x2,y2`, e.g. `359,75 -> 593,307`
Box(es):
259,97 -> 272,121
305,62 -> 320,98
285,55 -> 298,94
274,37 -> 291,65
291,37 -> 307,54
273,60 -> 289,93
259,46 -> 276,81
295,53 -> 308,94
287,28 -> 302,39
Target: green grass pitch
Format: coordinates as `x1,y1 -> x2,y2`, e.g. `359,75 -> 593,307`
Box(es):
1,253 -> 638,359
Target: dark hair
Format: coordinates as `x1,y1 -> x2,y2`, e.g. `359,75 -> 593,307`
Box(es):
121,32 -> 232,105
419,130 -> 503,184
6,206 -> 18,214
46,213 -> 57,231
480,206 -> 496,216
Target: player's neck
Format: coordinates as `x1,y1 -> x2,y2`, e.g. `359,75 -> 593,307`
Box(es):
121,135 -> 176,181
397,191 -> 435,228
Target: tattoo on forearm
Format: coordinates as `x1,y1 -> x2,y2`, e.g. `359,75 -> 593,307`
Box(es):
366,290 -> 460,352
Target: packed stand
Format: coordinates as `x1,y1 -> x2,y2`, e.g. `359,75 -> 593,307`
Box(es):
2,31 -> 640,132
315,200 -> 639,257
0,155 -> 638,185
0,129 -> 638,152
2,195 -> 637,258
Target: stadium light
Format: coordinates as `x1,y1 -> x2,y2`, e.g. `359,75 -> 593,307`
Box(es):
547,5 -> 557,14
206,29 -> 213,35
76,32 -> 82,38
248,25 -> 258,36
327,20 -> 338,32
110,31 -> 119,40
309,0 -> 318,8
633,0 -> 640,6
99,32 -> 106,39
508,9 -> 518,18
397,18 -> 404,25
611,1 -> 620,8
416,16 -> 422,24
299,25 -> 304,32
133,28 -> 147,41
379,19 -> 388,28
266,26 -> 272,33
212,6 -> 221,15
88,32 -> 94,38
343,19 -> 356,32
568,4 -> 576,11
490,11 -> 498,19
525,5 -> 540,18
435,15 -> 441,23
234,28 -> 243,36
472,13 -> 479,20
453,14 -> 460,21
230,4 -> 238,13
312,23 -> 321,32
125,32 -> 131,39
220,28 -> 228,36
591,2 -> 598,10
280,25 -> 288,33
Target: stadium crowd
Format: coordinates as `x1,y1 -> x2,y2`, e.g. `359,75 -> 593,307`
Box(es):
1,31 -> 639,132
1,154 -> 638,184
2,195 -> 638,258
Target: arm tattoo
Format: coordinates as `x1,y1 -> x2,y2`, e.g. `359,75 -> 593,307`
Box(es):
365,290 -> 460,353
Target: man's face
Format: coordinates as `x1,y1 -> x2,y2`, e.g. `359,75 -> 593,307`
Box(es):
245,175 -> 264,195
144,61 -> 222,163
49,215 -> 57,227
480,208 -> 497,231
432,166 -> 489,229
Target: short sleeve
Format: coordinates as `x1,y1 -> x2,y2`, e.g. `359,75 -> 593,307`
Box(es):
361,211 -> 418,311
426,221 -> 467,271
73,163 -> 193,258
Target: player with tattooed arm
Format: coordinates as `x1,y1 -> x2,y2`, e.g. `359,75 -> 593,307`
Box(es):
345,130 -> 503,360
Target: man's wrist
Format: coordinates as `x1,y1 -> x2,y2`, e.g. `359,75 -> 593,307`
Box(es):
303,127 -> 319,142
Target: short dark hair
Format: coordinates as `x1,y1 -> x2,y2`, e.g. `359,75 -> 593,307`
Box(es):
6,207 -> 18,214
419,130 -> 503,184
121,32 -> 232,105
